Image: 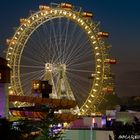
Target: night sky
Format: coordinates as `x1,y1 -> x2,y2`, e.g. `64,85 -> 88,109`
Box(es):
0,0 -> 140,97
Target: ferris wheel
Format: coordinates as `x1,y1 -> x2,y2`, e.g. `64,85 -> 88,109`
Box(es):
6,3 -> 116,115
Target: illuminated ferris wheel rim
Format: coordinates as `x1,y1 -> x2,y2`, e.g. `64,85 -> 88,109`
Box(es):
6,3 -> 107,115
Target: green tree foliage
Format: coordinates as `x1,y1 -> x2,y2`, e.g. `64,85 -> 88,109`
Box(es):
98,94 -> 121,113
112,117 -> 140,140
0,110 -> 63,140
35,110 -> 64,140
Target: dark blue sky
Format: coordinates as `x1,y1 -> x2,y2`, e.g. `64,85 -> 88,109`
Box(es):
0,0 -> 140,97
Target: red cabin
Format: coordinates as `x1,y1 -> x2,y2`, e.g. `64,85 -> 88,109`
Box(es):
6,38 -> 16,45
82,12 -> 93,18
103,87 -> 114,93
60,3 -> 73,10
20,18 -> 31,26
104,59 -> 117,64
98,32 -> 109,38
39,5 -> 51,11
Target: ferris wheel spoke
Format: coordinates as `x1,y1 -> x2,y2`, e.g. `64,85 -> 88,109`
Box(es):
69,77 -> 89,102
68,60 -> 94,68
33,28 -> 48,56
71,38 -> 92,58
64,30 -> 86,64
20,69 -> 44,77
66,51 -> 93,67
61,21 -> 78,64
50,19 -> 61,62
42,20 -> 55,63
19,64 -> 44,69
24,38 -> 47,65
65,34 -> 91,65
27,32 -> 46,63
67,68 -> 93,73
21,70 -> 45,94
68,79 -> 92,100
62,18 -> 70,63
56,17 -> 63,63
68,72 -> 91,83
22,75 -> 43,88
21,55 -> 45,65
66,48 -> 93,67
22,85 -> 31,96
21,71 -> 44,84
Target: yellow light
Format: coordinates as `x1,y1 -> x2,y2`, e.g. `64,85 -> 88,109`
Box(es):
97,59 -> 101,62
91,94 -> 95,98
85,105 -> 89,108
13,36 -> 17,39
93,89 -> 97,92
31,16 -> 35,20
17,32 -> 20,35
85,26 -> 88,29
63,11 -> 67,15
88,31 -> 91,34
41,12 -> 44,16
80,20 -> 84,25
97,65 -> 101,68
73,15 -> 76,19
97,71 -> 101,74
54,10 -> 58,14
45,11 -> 48,14
92,41 -> 96,44
11,41 -> 16,45
88,100 -> 91,103
69,13 -> 72,16
78,18 -> 80,22
91,36 -> 94,39
7,64 -> 10,67
78,112 -> 81,115
95,83 -> 99,86
20,27 -> 23,31
95,47 -> 99,50
9,90 -> 14,95
96,52 -> 100,56
9,47 -> 13,50
8,52 -> 11,55
96,77 -> 100,80
59,10 -> 62,14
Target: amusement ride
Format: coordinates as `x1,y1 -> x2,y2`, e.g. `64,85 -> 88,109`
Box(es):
5,3 -> 116,120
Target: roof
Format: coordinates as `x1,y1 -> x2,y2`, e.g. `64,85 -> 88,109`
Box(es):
9,95 -> 77,109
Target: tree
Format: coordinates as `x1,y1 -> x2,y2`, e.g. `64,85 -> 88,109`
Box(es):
35,110 -> 64,140
112,118 -> 140,140
98,94 -> 121,113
